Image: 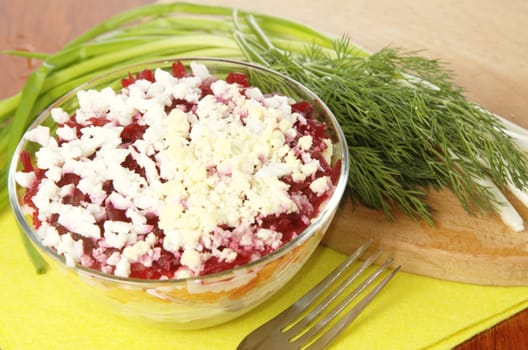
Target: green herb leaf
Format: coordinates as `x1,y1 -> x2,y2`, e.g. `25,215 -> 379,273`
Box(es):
235,19 -> 528,221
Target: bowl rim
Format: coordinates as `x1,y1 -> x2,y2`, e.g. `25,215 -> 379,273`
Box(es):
8,57 -> 350,286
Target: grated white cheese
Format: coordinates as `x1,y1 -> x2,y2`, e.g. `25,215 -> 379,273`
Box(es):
16,62 -> 336,279
309,176 -> 331,196
114,256 -> 131,277
50,107 -> 70,124
25,125 -> 51,146
297,135 -> 313,151
122,233 -> 156,262
57,204 -> 100,239
14,171 -> 36,188
103,221 -> 132,249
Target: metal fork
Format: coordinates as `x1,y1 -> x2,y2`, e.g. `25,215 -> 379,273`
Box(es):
237,241 -> 401,350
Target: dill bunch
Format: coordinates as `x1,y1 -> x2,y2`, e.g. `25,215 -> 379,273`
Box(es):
235,21 -> 528,224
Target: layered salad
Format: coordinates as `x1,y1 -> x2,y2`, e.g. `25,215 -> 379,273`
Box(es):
15,61 -> 340,280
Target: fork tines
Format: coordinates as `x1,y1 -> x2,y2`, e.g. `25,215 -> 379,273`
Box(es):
237,241 -> 401,350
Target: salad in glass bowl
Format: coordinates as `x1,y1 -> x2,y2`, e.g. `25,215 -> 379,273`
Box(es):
9,57 -> 349,328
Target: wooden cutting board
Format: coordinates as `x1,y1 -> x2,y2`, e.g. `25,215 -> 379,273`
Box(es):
323,188 -> 528,286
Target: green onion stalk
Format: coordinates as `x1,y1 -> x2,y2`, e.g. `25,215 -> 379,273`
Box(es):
2,2 -> 528,271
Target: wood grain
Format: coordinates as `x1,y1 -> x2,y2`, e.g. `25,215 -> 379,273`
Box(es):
1,0 -> 527,349
323,189 -> 528,285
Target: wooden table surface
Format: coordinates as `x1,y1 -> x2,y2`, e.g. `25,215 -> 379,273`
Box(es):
1,0 -> 527,349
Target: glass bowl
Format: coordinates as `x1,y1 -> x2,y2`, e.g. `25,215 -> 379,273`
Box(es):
8,58 -> 349,329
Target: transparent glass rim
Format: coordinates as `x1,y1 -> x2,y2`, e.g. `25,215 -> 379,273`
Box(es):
8,57 -> 350,286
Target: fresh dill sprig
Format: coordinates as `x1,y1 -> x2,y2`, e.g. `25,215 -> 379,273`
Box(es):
236,20 -> 528,223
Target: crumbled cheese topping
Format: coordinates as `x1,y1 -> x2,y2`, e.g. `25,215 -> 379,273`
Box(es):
16,62 -> 336,279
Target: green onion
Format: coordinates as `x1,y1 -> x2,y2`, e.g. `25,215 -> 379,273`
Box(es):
7,64 -> 51,161
18,225 -> 48,274
0,94 -> 19,123
1,50 -> 50,60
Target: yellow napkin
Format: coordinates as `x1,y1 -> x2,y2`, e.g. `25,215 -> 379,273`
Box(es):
1,209 -> 528,350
